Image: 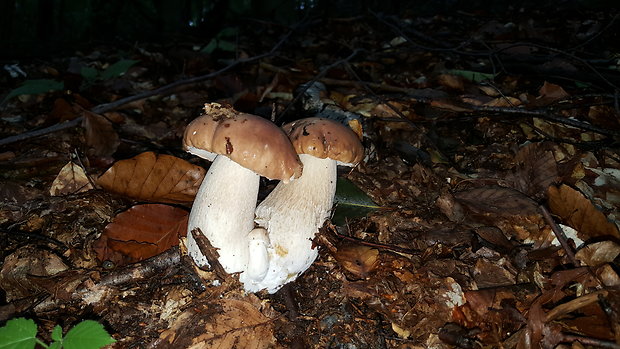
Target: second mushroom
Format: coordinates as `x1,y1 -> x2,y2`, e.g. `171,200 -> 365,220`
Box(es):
247,117 -> 364,293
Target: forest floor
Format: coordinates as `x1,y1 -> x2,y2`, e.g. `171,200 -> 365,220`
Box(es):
1,7 -> 620,349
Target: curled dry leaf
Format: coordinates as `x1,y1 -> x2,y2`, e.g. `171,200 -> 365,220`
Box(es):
334,243 -> 379,278
97,151 -> 206,204
82,110 -> 120,158
50,161 -> 94,196
93,204 -> 188,266
547,184 -> 620,240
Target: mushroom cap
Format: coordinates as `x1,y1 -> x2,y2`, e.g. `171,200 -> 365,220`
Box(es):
283,117 -> 364,166
183,103 -> 303,181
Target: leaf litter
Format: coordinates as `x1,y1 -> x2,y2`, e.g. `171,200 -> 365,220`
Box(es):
1,6 -> 620,349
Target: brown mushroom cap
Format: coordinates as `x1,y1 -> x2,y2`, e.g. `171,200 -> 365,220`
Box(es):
183,103 -> 303,181
283,117 -> 364,166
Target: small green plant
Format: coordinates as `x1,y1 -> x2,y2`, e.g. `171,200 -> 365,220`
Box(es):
0,317 -> 115,349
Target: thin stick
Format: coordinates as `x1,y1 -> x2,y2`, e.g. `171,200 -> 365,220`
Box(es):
539,205 -> 577,265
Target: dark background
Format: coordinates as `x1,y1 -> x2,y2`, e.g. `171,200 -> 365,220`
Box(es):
2,0 -> 618,59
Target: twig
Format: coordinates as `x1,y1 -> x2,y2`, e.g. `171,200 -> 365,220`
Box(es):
0,31 -> 293,147
539,205 -> 577,265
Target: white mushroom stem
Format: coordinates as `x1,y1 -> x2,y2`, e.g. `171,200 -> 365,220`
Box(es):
186,155 -> 259,274
247,154 -> 337,293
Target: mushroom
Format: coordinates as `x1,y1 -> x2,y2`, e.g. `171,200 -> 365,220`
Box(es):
248,117 -> 364,293
182,103 -> 302,276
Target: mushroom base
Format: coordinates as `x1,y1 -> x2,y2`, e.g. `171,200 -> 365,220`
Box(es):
247,154 -> 337,293
186,155 -> 259,274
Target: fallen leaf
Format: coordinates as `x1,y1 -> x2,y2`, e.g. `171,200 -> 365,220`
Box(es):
538,81 -> 569,102
50,161 -> 94,196
547,184 -> 620,239
454,186 -> 539,216
82,110 -> 120,158
334,243 -> 379,278
93,204 -> 188,266
506,142 -> 558,199
575,241 -> 620,267
161,295 -> 280,349
97,152 -> 206,204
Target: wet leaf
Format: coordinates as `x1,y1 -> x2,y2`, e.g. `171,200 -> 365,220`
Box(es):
333,178 -> 381,225
97,152 -> 206,204
82,111 -> 120,158
93,204 -> 188,266
547,184 -> 620,239
49,162 -> 94,196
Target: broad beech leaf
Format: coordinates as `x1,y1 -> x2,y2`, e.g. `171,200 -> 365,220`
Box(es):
97,152 -> 206,204
332,178 -> 381,225
547,184 -> 620,240
93,204 -> 188,266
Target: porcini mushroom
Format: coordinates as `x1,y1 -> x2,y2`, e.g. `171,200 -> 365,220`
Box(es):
183,103 -> 302,276
248,117 -> 364,293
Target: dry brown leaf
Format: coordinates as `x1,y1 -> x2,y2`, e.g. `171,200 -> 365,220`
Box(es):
161,294 -> 280,349
538,81 -> 569,102
97,151 -> 206,204
194,298 -> 277,349
575,241 -> 620,267
454,186 -> 539,216
93,204 -> 188,266
50,161 -> 94,196
334,243 -> 379,278
82,110 -> 120,158
506,142 -> 558,199
547,184 -> 620,240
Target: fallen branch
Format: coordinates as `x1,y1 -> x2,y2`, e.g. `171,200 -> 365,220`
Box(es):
0,30 -> 293,147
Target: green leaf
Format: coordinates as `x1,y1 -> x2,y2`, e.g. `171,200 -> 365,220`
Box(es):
216,40 -> 237,52
49,342 -> 62,349
80,66 -> 99,80
332,178 -> 380,225
51,325 -> 63,342
63,320 -> 115,349
100,59 -> 139,80
2,79 -> 64,104
217,27 -> 238,38
446,69 -> 496,83
0,318 -> 38,349
202,40 -> 218,54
